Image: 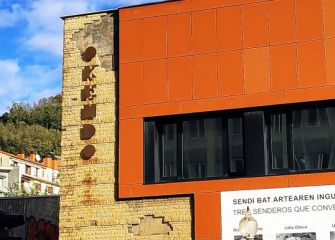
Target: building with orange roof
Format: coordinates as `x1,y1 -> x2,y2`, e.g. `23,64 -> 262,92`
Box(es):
0,150 -> 60,196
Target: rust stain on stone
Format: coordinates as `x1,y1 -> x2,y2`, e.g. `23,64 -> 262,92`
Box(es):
82,174 -> 96,185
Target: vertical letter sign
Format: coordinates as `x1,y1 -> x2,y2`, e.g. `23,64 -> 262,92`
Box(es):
80,46 -> 97,160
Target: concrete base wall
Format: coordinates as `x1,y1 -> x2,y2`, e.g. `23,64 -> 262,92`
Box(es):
0,196 -> 59,239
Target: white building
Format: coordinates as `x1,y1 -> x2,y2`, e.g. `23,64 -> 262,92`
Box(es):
0,151 -> 60,196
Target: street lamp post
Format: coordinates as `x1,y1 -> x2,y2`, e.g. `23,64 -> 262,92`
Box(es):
239,207 -> 258,240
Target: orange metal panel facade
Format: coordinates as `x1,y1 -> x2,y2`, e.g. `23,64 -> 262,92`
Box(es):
119,0 -> 335,239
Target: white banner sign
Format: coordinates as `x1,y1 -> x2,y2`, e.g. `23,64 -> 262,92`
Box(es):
221,185 -> 335,240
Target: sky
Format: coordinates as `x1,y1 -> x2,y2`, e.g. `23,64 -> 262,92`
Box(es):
0,0 -> 161,114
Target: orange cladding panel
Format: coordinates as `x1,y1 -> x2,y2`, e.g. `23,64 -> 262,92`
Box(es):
217,6 -> 242,51
191,9 -> 217,54
270,44 -> 298,90
143,59 -> 168,104
119,8 -> 132,21
268,0 -> 296,45
244,47 -> 270,94
295,0 -> 323,41
289,172 -> 335,187
242,2 -> 269,48
181,97 -> 232,114
229,0 -> 263,5
167,13 -> 191,57
325,39 -> 335,85
120,62 -> 143,106
120,20 -> 142,63
182,179 -> 234,194
132,1 -> 180,18
168,56 -> 193,101
193,53 -> 218,99
119,119 -> 143,185
231,91 -> 285,109
285,86 -> 335,103
131,183 -> 182,197
118,184 -> 132,198
324,0 -> 335,38
180,0 -> 228,12
195,192 -> 221,239
234,176 -> 289,190
218,50 -> 244,96
142,16 -> 167,60
298,40 -> 326,88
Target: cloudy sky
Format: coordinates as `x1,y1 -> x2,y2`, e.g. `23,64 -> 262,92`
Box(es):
0,0 -> 160,114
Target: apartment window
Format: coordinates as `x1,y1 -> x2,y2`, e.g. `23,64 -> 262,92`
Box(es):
25,166 -> 31,175
32,167 -> 37,177
35,183 -> 41,192
0,177 -> 5,187
47,187 -> 53,194
145,113 -> 244,183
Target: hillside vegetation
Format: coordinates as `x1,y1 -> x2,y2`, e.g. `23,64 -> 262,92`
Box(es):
0,94 -> 61,157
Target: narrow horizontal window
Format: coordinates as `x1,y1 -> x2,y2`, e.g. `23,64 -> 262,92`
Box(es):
144,101 -> 335,184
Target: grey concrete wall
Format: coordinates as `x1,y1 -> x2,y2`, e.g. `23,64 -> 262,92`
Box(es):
0,195 -> 59,239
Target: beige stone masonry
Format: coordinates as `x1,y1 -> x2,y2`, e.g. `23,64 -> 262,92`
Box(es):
60,12 -> 192,240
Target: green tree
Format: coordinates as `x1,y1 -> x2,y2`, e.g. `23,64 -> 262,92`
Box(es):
0,94 -> 61,157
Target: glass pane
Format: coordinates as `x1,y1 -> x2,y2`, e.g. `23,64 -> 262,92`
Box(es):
162,124 -> 178,178
183,118 -> 223,179
269,113 -> 289,170
292,107 -> 335,171
228,118 -> 244,173
188,119 -> 205,138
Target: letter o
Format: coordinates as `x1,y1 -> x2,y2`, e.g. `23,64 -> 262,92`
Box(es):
80,145 -> 96,160
82,46 -> 97,62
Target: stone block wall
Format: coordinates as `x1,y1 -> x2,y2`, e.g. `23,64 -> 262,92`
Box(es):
60,12 -> 192,240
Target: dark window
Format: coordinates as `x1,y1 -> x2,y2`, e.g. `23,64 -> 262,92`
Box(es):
187,119 -> 205,138
292,107 -> 335,171
183,117 -> 224,179
227,118 -> 244,174
267,113 -> 289,172
145,114 -> 244,183
267,105 -> 335,173
145,102 -> 335,184
161,124 -> 178,179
